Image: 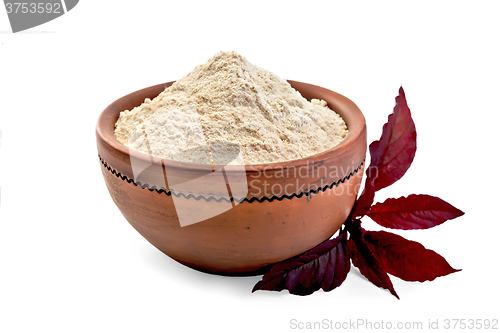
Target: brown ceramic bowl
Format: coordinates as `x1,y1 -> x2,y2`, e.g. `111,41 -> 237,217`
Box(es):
96,80 -> 366,276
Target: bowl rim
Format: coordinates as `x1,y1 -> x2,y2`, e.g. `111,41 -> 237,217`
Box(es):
96,80 -> 366,174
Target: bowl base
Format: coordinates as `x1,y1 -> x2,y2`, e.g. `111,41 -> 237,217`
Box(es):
173,257 -> 272,277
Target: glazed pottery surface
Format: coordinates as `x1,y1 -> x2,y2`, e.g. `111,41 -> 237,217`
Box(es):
96,80 -> 366,275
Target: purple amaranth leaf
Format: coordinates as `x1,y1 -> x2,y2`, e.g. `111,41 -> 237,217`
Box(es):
347,220 -> 399,299
352,87 -> 417,218
364,230 -> 461,282
252,233 -> 350,296
367,194 -> 464,230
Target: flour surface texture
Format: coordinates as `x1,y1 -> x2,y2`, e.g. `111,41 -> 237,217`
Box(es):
114,51 -> 348,165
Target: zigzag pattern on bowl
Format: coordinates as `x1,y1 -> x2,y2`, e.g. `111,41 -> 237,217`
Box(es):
99,155 -> 364,203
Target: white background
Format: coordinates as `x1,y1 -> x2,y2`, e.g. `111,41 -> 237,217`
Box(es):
1,1 -> 499,332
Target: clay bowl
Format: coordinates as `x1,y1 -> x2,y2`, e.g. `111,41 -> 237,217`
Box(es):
96,80 -> 366,276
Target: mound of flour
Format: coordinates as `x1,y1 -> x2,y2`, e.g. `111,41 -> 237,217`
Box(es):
114,51 -> 348,165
